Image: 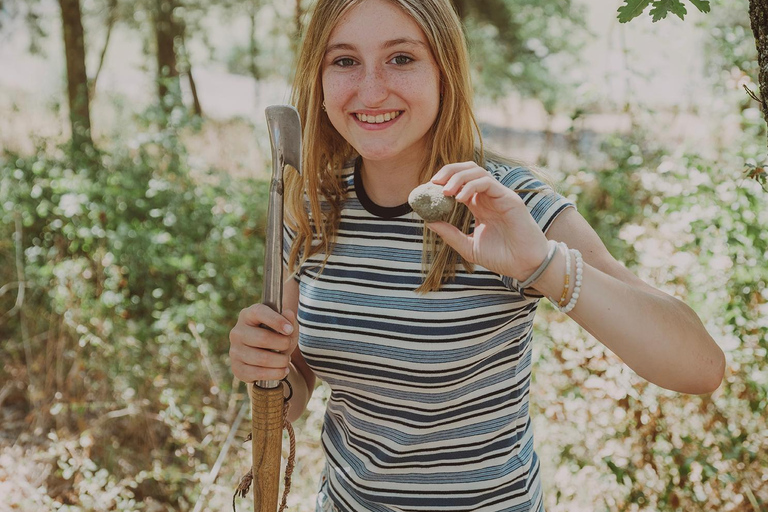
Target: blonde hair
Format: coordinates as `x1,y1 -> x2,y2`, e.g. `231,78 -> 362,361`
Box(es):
287,0 -> 485,293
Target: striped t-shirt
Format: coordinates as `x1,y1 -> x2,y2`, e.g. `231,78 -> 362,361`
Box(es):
291,159 -> 574,512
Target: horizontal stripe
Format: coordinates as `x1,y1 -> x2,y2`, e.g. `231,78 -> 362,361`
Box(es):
287,160 -> 572,512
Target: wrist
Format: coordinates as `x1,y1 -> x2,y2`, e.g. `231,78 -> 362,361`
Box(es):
530,243 -> 567,298
518,239 -> 558,290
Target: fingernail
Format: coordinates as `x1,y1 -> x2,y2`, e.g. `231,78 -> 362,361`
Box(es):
284,367 -> 291,377
283,324 -> 293,335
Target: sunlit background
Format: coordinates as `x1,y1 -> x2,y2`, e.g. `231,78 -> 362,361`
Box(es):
1,0 -> 766,511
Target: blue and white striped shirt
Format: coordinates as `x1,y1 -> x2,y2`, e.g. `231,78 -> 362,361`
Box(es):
292,159 -> 574,512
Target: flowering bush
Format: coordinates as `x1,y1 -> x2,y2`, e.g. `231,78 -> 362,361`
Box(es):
1,123 -> 270,509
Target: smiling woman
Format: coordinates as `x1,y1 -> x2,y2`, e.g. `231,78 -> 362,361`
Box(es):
321,4 -> 441,179
228,0 -> 726,511
288,0 -> 480,293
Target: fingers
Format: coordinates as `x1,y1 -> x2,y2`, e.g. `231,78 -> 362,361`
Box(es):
229,304 -> 299,383
232,359 -> 290,383
430,161 -> 478,185
231,343 -> 291,372
238,303 -> 294,336
456,176 -> 507,203
432,164 -> 508,202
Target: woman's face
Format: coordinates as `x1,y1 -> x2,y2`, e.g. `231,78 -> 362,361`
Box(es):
321,0 -> 441,167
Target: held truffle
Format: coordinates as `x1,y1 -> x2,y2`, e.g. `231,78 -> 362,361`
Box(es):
408,182 -> 455,222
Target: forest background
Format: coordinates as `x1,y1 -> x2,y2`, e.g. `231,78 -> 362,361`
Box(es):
0,0 -> 766,510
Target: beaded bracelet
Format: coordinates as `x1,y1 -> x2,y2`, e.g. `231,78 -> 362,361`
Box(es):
556,242 -> 571,308
518,239 -> 559,293
560,249 -> 583,314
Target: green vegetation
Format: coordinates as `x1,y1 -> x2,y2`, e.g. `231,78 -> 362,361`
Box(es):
1,0 -> 766,511
617,0 -> 711,23
1,108 -> 270,510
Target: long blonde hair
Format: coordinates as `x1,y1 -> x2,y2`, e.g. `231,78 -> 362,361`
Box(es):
287,0 -> 485,293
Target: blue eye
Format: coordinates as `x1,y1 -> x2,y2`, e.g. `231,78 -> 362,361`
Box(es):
334,57 -> 356,67
392,55 -> 413,65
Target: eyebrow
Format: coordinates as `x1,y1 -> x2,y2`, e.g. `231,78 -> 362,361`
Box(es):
325,37 -> 428,55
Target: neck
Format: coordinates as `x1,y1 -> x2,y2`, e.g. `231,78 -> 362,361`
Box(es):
359,153 -> 425,207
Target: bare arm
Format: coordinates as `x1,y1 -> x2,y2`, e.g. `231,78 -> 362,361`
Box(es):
428,163 -> 725,395
538,207 -> 725,394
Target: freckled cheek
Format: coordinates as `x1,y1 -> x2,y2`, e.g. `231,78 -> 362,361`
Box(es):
322,74 -> 358,111
390,72 -> 440,107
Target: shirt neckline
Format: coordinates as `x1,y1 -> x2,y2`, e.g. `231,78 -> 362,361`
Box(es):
353,158 -> 413,219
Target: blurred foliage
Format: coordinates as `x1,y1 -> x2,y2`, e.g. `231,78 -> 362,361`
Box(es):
0,0 -> 47,53
532,116 -> 768,510
2,0 -> 767,510
455,0 -> 589,106
3,106 -> 767,510
700,0 -> 762,124
0,105 -> 269,510
0,0 -> 591,122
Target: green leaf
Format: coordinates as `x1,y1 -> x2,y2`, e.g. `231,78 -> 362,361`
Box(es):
617,0 -> 653,23
650,0 -> 687,21
688,0 -> 711,13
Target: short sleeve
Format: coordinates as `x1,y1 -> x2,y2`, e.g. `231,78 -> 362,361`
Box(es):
486,161 -> 576,298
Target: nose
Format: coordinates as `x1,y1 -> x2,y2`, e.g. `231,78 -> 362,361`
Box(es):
357,64 -> 388,107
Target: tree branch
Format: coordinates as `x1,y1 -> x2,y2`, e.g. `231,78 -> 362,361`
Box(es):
10,213 -> 42,427
191,400 -> 250,512
743,83 -> 763,104
188,321 -> 223,399
0,281 -> 20,298
89,0 -> 118,98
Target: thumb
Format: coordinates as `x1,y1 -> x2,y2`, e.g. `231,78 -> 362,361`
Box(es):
282,309 -> 300,349
425,221 -> 475,264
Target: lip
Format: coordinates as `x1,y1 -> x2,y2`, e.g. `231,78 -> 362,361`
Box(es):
350,110 -> 404,130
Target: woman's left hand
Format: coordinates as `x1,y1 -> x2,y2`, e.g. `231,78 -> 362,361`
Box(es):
427,162 -> 550,282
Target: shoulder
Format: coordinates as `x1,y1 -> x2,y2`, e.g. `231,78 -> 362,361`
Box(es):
485,158 -> 576,232
484,160 -> 542,191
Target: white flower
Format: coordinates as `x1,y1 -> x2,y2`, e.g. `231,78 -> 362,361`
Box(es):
59,193 -> 86,217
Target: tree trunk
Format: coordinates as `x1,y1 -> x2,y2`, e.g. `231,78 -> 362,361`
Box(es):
291,0 -> 303,60
154,0 -> 181,112
749,0 -> 768,147
249,1 -> 261,105
58,0 -> 93,153
295,0 -> 303,37
451,0 -> 467,19
249,5 -> 259,80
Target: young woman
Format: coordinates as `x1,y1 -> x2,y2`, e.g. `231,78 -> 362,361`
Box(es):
229,0 -> 726,510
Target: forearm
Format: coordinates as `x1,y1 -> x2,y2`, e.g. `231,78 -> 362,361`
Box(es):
284,362 -> 315,423
534,250 -> 725,394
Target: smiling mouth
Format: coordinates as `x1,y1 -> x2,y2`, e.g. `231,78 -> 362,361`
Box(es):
354,111 -> 403,124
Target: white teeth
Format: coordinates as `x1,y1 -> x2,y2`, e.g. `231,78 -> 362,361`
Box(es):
355,111 -> 401,124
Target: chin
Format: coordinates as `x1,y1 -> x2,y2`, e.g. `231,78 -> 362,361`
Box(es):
352,144 -> 401,162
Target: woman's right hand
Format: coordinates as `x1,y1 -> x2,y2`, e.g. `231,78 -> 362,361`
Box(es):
229,304 -> 300,383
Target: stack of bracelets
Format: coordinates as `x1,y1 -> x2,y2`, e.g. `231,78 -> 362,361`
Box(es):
518,239 -> 583,314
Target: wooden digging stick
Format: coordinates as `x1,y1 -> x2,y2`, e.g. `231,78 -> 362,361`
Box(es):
251,105 -> 302,512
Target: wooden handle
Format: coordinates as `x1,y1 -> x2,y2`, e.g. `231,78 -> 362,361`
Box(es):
251,383 -> 284,512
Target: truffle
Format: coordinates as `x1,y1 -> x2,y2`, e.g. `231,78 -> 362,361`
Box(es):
408,182 -> 455,222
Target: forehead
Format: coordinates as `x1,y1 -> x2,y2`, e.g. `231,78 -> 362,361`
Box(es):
327,0 -> 429,48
